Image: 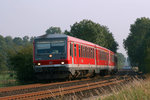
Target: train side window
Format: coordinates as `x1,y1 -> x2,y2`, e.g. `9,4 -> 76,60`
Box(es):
107,53 -> 109,60
100,51 -> 104,60
91,48 -> 93,58
74,44 -> 76,57
105,52 -> 107,60
89,48 -> 91,58
85,47 -> 86,58
88,48 -> 89,58
86,47 -> 87,58
81,45 -> 83,57
79,45 -> 81,57
111,54 -> 114,62
86,47 -> 88,58
89,48 -> 90,58
93,48 -> 94,58
83,46 -> 84,58
104,52 -> 106,60
83,46 -> 84,57
112,55 -> 114,62
85,47 -> 87,58
70,43 -> 73,57
92,48 -> 94,58
99,51 -> 100,60
100,51 -> 102,60
82,46 -> 84,57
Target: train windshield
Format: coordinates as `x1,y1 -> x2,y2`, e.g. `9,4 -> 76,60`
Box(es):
36,40 -> 65,54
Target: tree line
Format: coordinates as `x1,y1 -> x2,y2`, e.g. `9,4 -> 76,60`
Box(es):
124,17 -> 150,73
0,19 -> 126,82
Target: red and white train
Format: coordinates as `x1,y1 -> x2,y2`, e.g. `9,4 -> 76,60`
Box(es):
33,34 -> 118,79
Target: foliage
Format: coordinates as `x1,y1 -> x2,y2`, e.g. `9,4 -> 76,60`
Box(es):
64,19 -> 118,53
0,35 -> 8,72
46,26 -> 62,34
10,44 -> 34,81
116,53 -> 126,68
100,77 -> 150,100
124,17 -> 150,73
0,35 -> 34,76
0,71 -> 17,87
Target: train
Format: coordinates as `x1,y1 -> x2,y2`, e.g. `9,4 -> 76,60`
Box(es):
33,34 -> 118,80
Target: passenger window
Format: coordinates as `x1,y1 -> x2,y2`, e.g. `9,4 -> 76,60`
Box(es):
93,49 -> 94,58
70,43 -> 73,57
90,48 -> 92,58
79,45 -> 81,57
74,44 -> 76,57
84,46 -> 85,58
81,45 -> 83,57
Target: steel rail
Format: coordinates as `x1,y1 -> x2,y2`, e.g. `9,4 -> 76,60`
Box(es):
0,78 -> 91,93
0,77 -> 130,100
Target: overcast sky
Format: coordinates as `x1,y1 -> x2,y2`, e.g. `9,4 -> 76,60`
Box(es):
0,0 -> 150,57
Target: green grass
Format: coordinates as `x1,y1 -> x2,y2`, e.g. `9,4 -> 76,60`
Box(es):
99,76 -> 150,100
0,71 -> 19,88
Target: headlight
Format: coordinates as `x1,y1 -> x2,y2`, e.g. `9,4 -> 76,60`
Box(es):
37,63 -> 41,66
61,62 -> 64,65
49,54 -> 52,57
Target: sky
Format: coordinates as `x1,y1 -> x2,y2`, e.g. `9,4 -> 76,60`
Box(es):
0,0 -> 150,57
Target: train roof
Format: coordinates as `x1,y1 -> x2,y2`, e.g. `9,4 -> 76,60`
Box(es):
35,33 -> 114,54
36,33 -> 68,39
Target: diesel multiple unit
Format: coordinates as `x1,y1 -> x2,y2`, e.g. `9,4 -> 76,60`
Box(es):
33,34 -> 117,79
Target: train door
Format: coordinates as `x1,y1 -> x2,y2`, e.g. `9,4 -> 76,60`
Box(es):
70,42 -> 74,65
73,43 -> 79,67
106,52 -> 109,67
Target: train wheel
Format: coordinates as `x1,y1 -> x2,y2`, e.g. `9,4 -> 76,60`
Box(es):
100,70 -> 108,76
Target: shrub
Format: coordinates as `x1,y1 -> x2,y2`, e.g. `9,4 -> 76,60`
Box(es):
10,44 -> 34,82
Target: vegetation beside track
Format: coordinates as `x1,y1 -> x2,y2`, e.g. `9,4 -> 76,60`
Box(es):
100,75 -> 150,100
0,71 -> 18,87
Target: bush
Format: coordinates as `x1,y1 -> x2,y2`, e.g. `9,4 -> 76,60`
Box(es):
10,44 -> 34,82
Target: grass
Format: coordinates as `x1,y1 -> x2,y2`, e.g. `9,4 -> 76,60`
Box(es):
99,75 -> 150,100
0,71 -> 19,88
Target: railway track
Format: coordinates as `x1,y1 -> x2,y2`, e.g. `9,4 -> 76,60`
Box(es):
0,76 -> 117,97
0,75 -> 132,100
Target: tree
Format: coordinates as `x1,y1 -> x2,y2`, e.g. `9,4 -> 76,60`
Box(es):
65,19 -> 118,52
116,53 -> 126,68
124,17 -> 150,73
10,44 -> 34,81
46,26 -> 62,34
23,36 -> 29,44
13,37 -> 23,45
0,35 -> 7,72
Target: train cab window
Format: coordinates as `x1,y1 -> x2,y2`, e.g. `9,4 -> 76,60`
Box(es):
74,44 -> 76,57
79,45 -> 81,57
70,43 -> 73,57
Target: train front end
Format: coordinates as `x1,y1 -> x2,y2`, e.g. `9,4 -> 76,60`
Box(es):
33,34 -> 69,80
